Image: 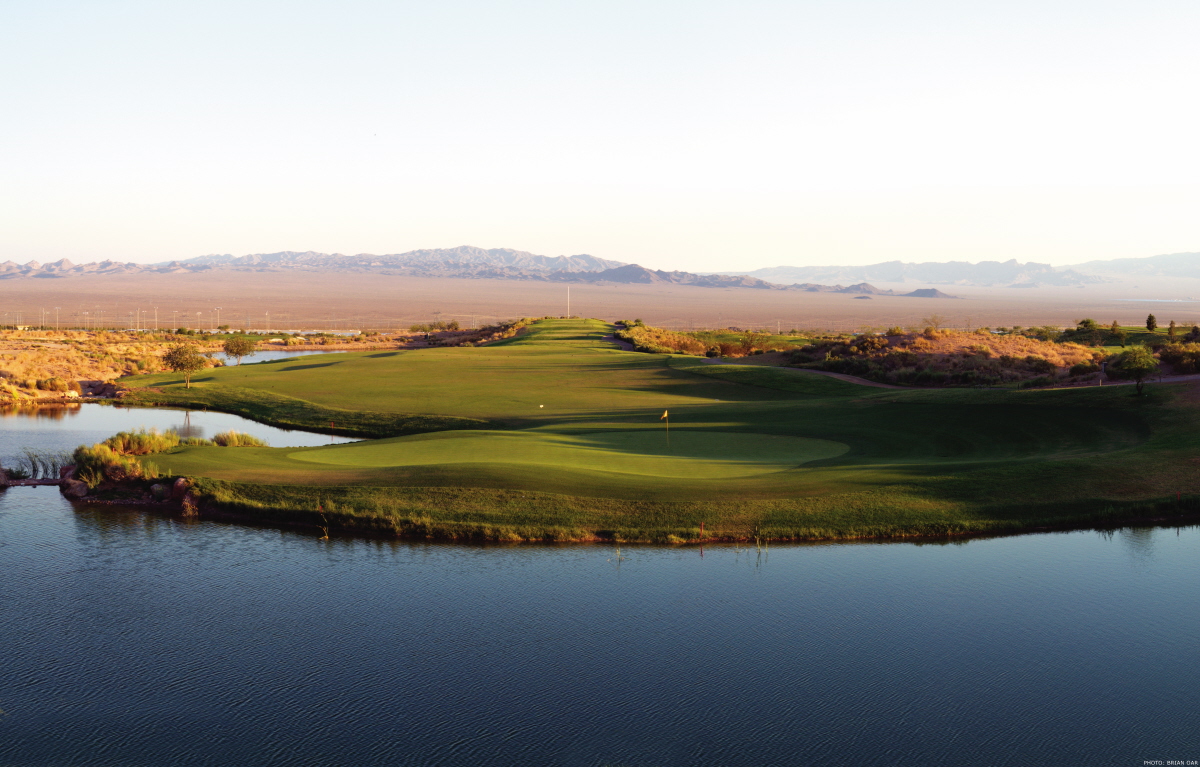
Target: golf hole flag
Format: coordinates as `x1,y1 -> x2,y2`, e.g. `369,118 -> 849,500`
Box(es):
660,410 -> 668,420
660,410 -> 670,449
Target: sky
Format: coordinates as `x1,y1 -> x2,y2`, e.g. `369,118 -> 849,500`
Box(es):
3,0 -> 1199,271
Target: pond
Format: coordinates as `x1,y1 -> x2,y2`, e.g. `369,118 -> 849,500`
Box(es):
0,402 -> 353,468
0,484 -> 1195,763
215,348 -> 348,364
0,407 -> 1197,765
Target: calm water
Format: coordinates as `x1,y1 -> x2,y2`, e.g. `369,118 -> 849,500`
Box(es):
216,349 -> 345,364
1,411 -> 1198,765
0,403 -> 353,468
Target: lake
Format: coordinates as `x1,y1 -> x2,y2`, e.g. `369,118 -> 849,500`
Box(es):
0,407 -> 1197,765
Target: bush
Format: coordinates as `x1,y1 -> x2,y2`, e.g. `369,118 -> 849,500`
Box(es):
1024,355 -> 1055,374
73,443 -> 161,488
1069,361 -> 1100,377
102,428 -> 181,455
615,324 -> 708,355
212,430 -> 269,447
35,377 -> 69,392
1158,343 -> 1200,374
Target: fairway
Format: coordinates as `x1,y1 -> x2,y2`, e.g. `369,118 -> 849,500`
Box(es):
288,430 -> 849,478
118,318 -> 1200,542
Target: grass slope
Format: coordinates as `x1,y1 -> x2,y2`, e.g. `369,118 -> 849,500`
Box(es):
117,319 -> 1200,542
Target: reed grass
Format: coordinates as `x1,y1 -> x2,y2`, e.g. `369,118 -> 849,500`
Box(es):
212,430 -> 269,447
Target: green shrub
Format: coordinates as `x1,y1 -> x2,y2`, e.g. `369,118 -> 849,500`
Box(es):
1024,355 -> 1055,374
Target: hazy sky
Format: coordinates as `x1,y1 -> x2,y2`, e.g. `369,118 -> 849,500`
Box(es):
3,0 -> 1199,271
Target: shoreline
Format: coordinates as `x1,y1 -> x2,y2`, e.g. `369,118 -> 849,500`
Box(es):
62,490 -> 1200,546
35,476 -> 1200,547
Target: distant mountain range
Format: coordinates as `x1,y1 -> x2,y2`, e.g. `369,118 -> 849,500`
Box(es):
718,251 -> 1200,286
1067,252 -> 1200,278
716,259 -> 1101,288
0,248 -> 963,298
2,247 -> 1194,292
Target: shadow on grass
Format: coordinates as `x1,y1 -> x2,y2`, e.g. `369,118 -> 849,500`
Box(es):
280,361 -> 344,371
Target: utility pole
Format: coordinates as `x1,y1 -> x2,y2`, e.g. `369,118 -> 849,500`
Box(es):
567,286 -> 570,318
55,307 -> 59,330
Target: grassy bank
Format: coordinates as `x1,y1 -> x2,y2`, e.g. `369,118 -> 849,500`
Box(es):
113,318 -> 1200,542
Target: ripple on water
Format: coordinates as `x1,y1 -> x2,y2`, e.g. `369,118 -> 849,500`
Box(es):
1,487 -> 1199,765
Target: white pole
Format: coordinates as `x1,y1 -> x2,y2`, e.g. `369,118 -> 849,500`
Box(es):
567,286 -> 571,317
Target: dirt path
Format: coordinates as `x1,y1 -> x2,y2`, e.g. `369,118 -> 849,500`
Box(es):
603,335 -> 635,351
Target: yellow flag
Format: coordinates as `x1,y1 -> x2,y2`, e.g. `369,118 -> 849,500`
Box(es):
660,410 -> 669,420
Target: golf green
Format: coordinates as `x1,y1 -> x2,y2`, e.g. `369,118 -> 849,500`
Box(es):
287,430 -> 850,478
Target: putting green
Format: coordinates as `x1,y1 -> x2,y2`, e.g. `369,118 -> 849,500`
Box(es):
288,430 -> 850,478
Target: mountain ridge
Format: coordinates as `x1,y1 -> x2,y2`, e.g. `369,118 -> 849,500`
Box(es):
716,258 -> 1102,288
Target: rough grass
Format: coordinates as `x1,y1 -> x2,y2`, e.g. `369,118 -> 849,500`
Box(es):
112,318 -> 1200,542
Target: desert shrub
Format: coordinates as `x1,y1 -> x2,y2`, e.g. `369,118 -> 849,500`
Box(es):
1024,356 -> 1055,374
212,430 -> 269,447
885,327 -> 904,336
1158,342 -> 1200,374
35,377 -> 69,392
1069,361 -> 1101,377
616,324 -> 708,355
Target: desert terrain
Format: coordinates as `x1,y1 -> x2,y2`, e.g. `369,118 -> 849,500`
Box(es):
2,270 -> 1199,332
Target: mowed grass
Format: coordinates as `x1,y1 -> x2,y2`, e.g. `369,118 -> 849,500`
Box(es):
288,430 -> 849,477
120,318 -> 1200,542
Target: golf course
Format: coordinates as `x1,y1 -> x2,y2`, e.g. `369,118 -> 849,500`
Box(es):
116,318 -> 1200,542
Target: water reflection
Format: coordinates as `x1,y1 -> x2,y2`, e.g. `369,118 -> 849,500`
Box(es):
0,403 -> 354,468
0,403 -> 81,420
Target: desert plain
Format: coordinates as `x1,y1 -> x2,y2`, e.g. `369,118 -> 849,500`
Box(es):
3,270 -> 1200,332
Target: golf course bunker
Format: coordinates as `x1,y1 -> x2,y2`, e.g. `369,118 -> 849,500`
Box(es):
289,430 -> 850,479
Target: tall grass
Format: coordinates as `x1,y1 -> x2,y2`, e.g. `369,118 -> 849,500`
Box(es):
102,428 -> 181,455
212,430 -> 269,447
73,443 -> 162,488
12,449 -> 73,479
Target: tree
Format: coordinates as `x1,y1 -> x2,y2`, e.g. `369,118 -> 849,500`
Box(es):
162,344 -> 206,389
1168,320 -> 1177,338
1114,346 -> 1159,395
222,335 -> 257,366
1146,314 -> 1158,332
921,314 -> 946,331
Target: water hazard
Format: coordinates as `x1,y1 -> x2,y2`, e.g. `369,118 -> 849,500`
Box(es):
0,405 -> 1197,764
0,403 -> 353,469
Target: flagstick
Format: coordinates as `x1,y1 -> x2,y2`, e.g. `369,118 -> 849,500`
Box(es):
665,413 -> 670,450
